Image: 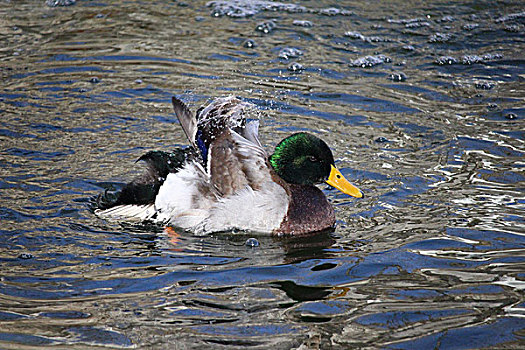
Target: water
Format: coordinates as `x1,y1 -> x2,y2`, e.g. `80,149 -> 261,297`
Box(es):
1,0 -> 524,348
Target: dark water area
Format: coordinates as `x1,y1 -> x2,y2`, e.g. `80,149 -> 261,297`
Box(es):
1,0 -> 524,348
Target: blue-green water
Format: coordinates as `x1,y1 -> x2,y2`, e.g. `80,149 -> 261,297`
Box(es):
1,0 -> 524,348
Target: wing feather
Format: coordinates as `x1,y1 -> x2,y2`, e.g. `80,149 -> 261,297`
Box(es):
172,96 -> 197,149
208,129 -> 271,196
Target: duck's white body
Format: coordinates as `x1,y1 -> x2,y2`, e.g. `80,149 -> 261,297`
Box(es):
154,162 -> 289,234
97,160 -> 289,234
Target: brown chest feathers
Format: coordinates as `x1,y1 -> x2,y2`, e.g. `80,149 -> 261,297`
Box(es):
275,184 -> 335,235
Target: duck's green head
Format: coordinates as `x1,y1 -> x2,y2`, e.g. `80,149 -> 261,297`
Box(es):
269,132 -> 363,198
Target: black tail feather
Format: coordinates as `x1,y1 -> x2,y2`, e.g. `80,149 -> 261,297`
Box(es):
94,148 -> 194,210
92,188 -> 120,211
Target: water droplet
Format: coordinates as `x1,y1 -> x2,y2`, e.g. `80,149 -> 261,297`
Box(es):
435,56 -> 457,65
439,15 -> 455,22
46,0 -> 75,7
388,17 -> 427,25
288,62 -> 304,72
482,53 -> 503,60
279,47 -> 303,59
389,72 -> 407,82
405,21 -> 430,28
461,55 -> 482,65
462,23 -> 479,31
245,238 -> 260,247
256,20 -> 276,34
349,54 -> 391,68
475,81 -> 494,90
293,20 -> 313,27
319,8 -> 353,16
344,31 -> 390,42
18,253 -> 33,259
243,39 -> 257,48
428,32 -> 452,43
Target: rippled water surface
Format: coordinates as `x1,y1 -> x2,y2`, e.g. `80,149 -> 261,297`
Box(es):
1,0 -> 524,348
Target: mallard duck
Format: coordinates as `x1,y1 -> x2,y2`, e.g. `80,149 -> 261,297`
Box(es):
95,96 -> 363,235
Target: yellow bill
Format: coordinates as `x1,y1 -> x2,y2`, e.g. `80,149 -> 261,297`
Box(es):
326,164 -> 363,198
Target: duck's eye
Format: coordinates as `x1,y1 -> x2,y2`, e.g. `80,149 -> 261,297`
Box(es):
308,156 -> 318,162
